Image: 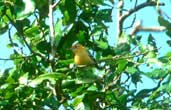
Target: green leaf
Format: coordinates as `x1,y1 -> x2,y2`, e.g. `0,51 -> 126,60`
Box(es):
87,85 -> 98,91
89,0 -> 104,5
60,0 -> 76,25
36,41 -> 51,54
29,73 -> 65,87
158,16 -> 170,28
15,0 -> 35,20
166,40 -> 171,47
0,22 -> 8,35
72,94 -> 85,109
126,67 -> 137,74
135,89 -> 151,98
24,26 -> 40,37
96,9 -> 112,22
95,40 -> 108,49
131,73 -> 142,86
146,68 -> 168,79
159,83 -> 171,93
55,19 -> 63,46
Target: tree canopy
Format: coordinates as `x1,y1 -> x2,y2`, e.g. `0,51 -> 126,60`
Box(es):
0,0 -> 171,109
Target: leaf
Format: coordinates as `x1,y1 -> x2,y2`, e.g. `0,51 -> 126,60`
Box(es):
15,0 -> 35,20
95,40 -> 108,49
55,19 -> 63,47
87,85 -> 98,91
89,0 -> 104,5
166,40 -> 171,47
158,16 -> 170,28
0,22 -> 8,35
60,0 -> 76,25
72,94 -> 85,109
131,73 -> 142,86
36,41 -> 51,54
29,73 -> 65,87
146,68 -> 168,79
24,26 -> 40,37
126,67 -> 137,74
96,9 -> 112,22
159,83 -> 171,93
135,89 -> 151,99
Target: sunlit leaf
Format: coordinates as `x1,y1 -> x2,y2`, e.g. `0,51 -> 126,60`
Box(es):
146,68 -> 168,79
29,73 -> 65,87
15,0 -> 35,20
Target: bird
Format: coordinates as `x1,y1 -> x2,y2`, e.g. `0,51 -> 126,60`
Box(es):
71,42 -> 96,67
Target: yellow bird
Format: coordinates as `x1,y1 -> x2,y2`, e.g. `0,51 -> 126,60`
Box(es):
71,43 -> 96,67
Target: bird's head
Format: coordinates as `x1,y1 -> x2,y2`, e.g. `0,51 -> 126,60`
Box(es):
71,42 -> 85,54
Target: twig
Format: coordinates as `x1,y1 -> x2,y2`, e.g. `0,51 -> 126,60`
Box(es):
52,0 -> 61,8
0,55 -> 33,61
49,0 -> 56,60
123,14 -> 136,29
130,20 -> 166,35
116,0 -> 124,38
5,14 -> 48,62
118,1 -> 165,37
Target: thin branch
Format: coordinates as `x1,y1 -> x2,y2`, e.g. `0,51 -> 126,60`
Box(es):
130,20 -> 166,35
116,0 -> 124,38
0,55 -> 33,61
52,0 -> 61,8
5,14 -> 48,62
49,0 -> 56,60
98,47 -> 160,65
118,1 -> 165,37
123,14 -> 136,29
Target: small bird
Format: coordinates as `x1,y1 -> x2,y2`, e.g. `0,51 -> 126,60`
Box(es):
71,42 -> 96,67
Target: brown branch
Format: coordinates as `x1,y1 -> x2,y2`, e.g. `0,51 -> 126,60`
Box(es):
118,1 -> 165,37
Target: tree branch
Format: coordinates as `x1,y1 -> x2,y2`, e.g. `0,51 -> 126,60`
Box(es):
5,14 -> 48,62
118,1 -> 165,37
130,20 -> 166,35
49,0 -> 56,61
52,0 -> 61,8
0,55 -> 33,61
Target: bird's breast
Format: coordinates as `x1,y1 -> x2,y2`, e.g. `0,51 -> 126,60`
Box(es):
74,54 -> 94,65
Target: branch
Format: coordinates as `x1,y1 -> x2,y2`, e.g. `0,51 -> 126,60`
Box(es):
5,14 -> 33,54
118,1 -> 165,37
52,0 -> 61,8
49,0 -> 56,60
116,0 -> 124,39
130,20 -> 166,35
0,55 -> 33,61
5,14 -> 48,62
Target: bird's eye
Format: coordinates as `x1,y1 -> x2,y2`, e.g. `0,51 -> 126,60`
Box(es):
75,45 -> 79,48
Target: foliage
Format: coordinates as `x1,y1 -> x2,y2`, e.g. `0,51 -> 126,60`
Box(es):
0,0 -> 171,109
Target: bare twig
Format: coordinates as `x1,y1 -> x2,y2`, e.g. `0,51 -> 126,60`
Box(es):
52,0 -> 61,8
118,1 -> 165,37
117,0 -> 124,38
123,14 -> 136,29
49,0 -> 56,60
130,20 -> 166,35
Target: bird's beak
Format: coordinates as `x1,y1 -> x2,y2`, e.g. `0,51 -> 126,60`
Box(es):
68,47 -> 74,51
